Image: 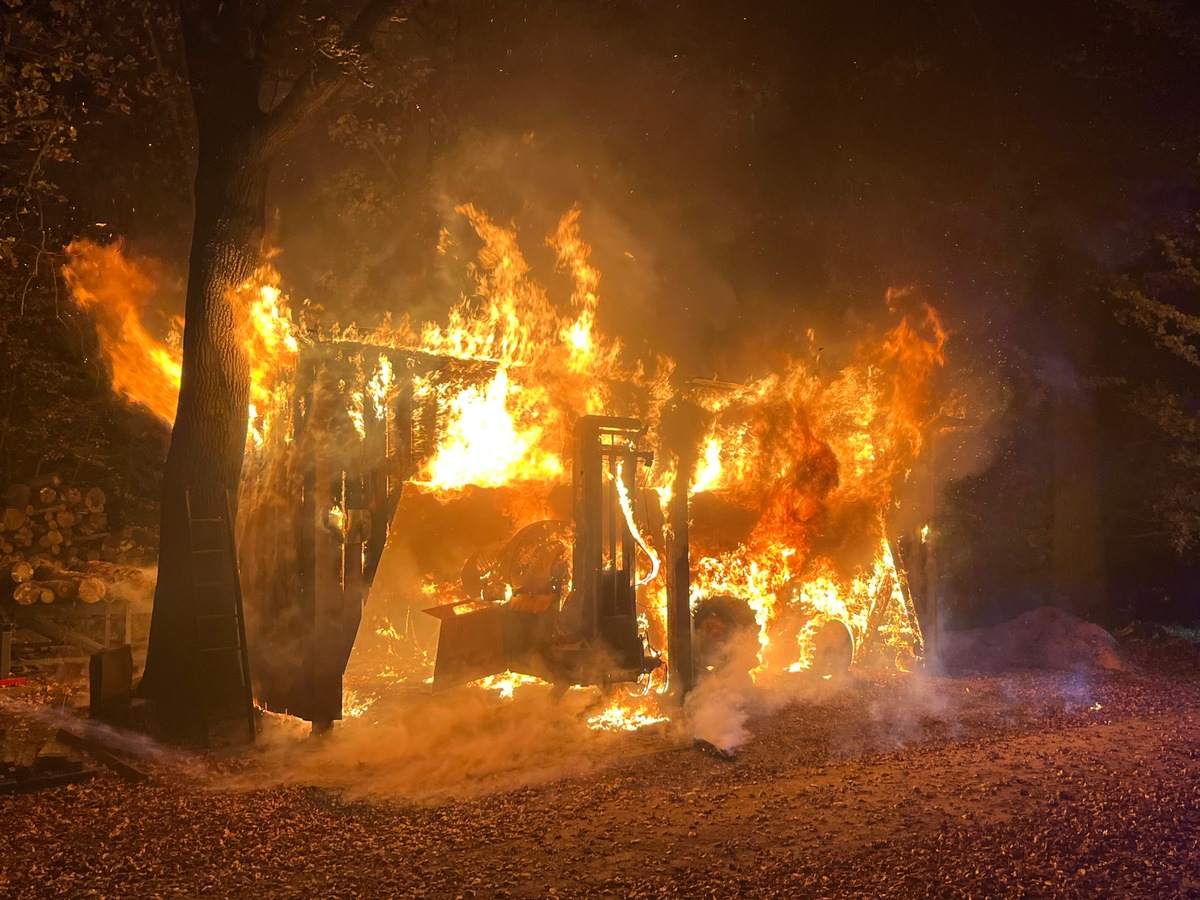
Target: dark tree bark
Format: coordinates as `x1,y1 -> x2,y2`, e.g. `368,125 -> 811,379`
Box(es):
140,1 -> 399,741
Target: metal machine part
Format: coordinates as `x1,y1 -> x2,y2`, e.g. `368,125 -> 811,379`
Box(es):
556,415 -> 660,683
692,594 -> 759,673
430,415 -> 661,691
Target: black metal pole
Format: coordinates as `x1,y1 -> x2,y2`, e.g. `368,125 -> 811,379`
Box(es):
666,476 -> 694,697
659,395 -> 713,700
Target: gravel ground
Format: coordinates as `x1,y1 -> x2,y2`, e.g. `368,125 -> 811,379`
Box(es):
1,636 -> 1199,899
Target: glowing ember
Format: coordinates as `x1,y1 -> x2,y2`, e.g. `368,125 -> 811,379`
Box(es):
342,689 -> 373,719
471,672 -> 549,700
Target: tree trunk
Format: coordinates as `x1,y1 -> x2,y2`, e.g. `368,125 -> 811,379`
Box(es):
138,0 -> 395,742
139,29 -> 268,740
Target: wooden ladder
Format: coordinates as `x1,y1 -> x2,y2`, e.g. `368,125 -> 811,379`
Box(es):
185,491 -> 256,747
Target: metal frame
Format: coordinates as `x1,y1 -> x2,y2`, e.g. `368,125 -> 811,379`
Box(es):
567,415 -> 657,680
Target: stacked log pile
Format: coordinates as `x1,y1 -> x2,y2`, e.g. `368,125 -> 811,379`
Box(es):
1,476 -> 155,606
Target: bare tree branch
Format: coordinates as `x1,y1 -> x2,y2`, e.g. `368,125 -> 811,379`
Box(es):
260,0 -> 402,157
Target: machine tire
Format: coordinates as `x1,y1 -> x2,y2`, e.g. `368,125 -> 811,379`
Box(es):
810,619 -> 854,678
693,595 -> 758,672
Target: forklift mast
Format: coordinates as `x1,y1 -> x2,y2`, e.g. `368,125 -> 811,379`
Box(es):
428,414 -> 663,690
568,415 -> 656,678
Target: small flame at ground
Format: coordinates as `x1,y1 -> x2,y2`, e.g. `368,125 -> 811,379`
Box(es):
587,703 -> 671,732
471,672 -> 549,700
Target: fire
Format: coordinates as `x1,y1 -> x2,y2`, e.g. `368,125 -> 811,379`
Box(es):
342,689 -> 373,719
61,241 -> 183,424
416,367 -> 563,491
690,437 -> 724,494
63,240 -> 301,447
367,354 -> 393,418
70,206 -> 949,736
586,673 -> 671,732
614,458 -> 660,586
472,672 -> 548,700
672,331 -> 940,674
376,204 -> 639,499
587,702 -> 670,733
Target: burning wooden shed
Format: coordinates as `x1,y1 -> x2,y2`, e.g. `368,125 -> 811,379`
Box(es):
61,208 -> 947,739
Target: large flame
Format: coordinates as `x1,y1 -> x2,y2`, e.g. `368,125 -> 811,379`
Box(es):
671,300 -> 943,679
378,204 -> 639,493
67,208 -> 948,733
62,241 -> 183,424
63,240 -> 300,446
415,367 -> 563,490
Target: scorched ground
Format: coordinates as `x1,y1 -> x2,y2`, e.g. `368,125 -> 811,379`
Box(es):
1,634 -> 1198,898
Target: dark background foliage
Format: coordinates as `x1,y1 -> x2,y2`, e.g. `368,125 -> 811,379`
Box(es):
2,0 -> 1198,624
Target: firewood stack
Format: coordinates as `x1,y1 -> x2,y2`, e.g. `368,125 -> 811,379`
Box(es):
1,476 -> 156,606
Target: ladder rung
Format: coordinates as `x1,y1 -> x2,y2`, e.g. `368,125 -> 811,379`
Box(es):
187,488 -> 254,747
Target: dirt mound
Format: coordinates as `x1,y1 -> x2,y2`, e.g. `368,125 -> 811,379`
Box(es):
940,605 -> 1122,673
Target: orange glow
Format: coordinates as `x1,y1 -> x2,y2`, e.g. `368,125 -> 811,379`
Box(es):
676,296 -> 945,676
64,240 -> 301,448
62,240 -> 182,424
416,367 -> 563,491
586,671 -> 671,732
471,672 -> 549,700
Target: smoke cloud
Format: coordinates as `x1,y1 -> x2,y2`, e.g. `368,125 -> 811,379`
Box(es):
227,685 -> 673,804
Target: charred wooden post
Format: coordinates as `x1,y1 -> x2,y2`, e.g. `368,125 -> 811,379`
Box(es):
920,528 -> 941,668
666,475 -> 693,696
910,414 -> 974,671
249,346 -> 355,730
391,365 -> 415,484
363,372 -> 389,583
660,396 -> 715,698
309,363 -> 344,733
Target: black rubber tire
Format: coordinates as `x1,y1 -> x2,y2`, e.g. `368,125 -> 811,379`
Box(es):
809,619 -> 854,677
693,595 -> 758,672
